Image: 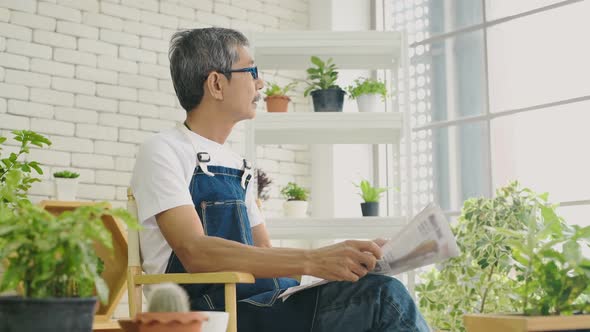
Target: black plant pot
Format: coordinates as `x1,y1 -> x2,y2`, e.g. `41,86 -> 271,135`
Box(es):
310,88 -> 345,112
0,296 -> 97,332
361,202 -> 379,217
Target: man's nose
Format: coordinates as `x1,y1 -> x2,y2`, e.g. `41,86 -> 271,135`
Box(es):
255,77 -> 265,90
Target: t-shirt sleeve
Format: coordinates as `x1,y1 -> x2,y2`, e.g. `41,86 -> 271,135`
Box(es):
131,137 -> 194,223
246,176 -> 265,227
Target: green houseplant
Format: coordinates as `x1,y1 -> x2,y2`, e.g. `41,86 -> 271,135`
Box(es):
264,81 -> 298,113
304,56 -> 345,112
280,182 -> 309,218
0,130 -> 140,332
416,182 -> 590,332
0,130 -> 50,198
53,170 -> 80,178
53,170 -> 81,201
355,179 -> 388,217
346,77 -> 388,112
463,202 -> 590,332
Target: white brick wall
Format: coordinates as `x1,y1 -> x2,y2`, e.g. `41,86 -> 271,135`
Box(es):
10,12 -> 56,31
0,0 -> 310,319
31,58 -> 75,77
5,69 -> 51,88
6,39 -> 52,59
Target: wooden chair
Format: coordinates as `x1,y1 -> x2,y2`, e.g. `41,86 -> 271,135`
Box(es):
126,188 -> 255,332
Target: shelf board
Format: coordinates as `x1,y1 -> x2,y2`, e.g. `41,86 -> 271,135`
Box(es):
252,112 -> 404,145
265,216 -> 406,240
250,31 -> 403,70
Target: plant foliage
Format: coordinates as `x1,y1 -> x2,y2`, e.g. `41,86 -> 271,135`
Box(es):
256,169 -> 273,201
0,130 -> 51,198
346,77 -> 387,100
0,131 -> 140,304
280,182 -> 309,201
494,206 -> 590,316
355,179 -> 388,203
264,81 -> 298,97
303,56 -> 341,97
53,170 -> 80,179
416,181 -> 590,331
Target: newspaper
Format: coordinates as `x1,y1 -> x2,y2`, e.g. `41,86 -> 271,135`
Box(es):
278,203 -> 459,301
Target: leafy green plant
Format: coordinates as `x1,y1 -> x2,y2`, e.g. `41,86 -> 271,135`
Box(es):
280,182 -> 309,201
494,207 -> 590,316
53,170 -> 80,179
346,77 -> 387,100
0,170 -> 140,303
264,81 -> 298,97
0,130 -> 51,198
355,179 -> 388,203
303,56 -> 341,97
416,182 -> 590,331
0,130 -> 140,304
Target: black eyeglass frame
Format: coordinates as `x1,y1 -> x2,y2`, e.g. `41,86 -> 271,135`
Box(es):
220,66 -> 259,80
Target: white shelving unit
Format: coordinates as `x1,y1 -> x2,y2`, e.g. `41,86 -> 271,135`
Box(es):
259,217 -> 407,240
245,31 -> 412,242
253,112 -> 403,145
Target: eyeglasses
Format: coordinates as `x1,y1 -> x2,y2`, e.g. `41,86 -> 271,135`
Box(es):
221,66 -> 259,80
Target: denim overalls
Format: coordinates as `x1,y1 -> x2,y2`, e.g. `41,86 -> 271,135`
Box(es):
165,126 -> 430,332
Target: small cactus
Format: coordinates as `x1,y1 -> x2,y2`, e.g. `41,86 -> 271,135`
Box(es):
147,283 -> 190,313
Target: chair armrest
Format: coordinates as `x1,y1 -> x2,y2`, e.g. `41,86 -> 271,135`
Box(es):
134,272 -> 255,285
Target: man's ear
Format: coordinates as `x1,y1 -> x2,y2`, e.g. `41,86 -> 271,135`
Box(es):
205,72 -> 225,101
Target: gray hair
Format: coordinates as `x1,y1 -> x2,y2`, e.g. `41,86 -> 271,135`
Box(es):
169,27 -> 249,112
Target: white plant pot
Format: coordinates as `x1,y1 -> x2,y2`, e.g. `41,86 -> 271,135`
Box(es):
54,178 -> 79,201
356,93 -> 382,112
201,311 -> 229,332
283,200 -> 308,218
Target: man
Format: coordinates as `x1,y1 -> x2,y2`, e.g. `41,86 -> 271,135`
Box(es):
131,27 -> 429,332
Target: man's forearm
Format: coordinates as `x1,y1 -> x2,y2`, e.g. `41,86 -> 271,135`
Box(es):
178,236 -> 311,278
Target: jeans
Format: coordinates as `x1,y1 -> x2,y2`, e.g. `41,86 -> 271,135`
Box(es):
236,274 -> 430,332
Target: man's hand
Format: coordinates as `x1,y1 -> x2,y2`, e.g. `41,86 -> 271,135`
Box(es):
373,238 -> 389,247
306,240 -> 383,282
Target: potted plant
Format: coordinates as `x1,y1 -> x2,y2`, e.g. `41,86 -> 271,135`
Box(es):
119,283 -> 211,332
53,170 -> 80,201
416,182 -> 590,332
304,56 -> 345,112
0,130 -> 139,332
256,169 -> 272,209
463,201 -> 590,331
0,130 -> 49,199
264,81 -> 298,113
355,179 -> 388,217
280,182 -> 309,218
346,77 -> 388,112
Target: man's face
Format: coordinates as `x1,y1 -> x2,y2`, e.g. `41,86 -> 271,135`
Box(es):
222,46 -> 264,121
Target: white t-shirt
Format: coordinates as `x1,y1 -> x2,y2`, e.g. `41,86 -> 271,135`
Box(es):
130,124 -> 263,275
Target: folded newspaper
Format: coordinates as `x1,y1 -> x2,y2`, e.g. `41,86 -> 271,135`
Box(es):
278,203 -> 460,301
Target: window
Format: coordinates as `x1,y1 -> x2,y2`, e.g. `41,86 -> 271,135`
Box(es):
383,0 -> 590,224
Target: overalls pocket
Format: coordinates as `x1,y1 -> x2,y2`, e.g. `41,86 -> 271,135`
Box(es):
239,289 -> 282,307
199,200 -> 253,245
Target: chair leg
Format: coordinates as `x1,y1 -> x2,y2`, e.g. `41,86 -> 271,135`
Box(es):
224,283 -> 237,332
127,266 -> 143,317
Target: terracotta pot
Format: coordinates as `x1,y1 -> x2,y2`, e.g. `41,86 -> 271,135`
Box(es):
265,95 -> 290,112
463,313 -> 590,332
119,312 -> 208,332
